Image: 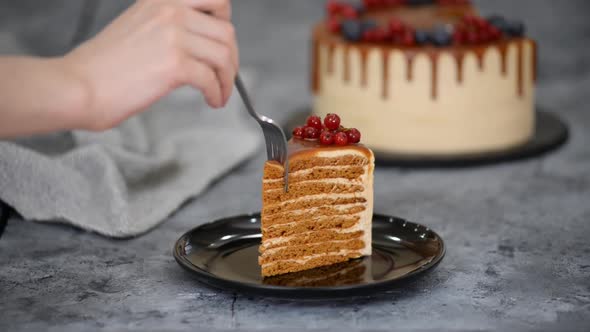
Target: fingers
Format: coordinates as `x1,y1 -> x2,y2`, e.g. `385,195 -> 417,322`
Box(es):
178,0 -> 231,20
179,58 -> 224,108
180,30 -> 235,105
181,10 -> 239,70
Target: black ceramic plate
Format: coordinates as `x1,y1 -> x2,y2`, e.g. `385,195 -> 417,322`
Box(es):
0,200 -> 9,239
286,108 -> 568,168
173,213 -> 445,299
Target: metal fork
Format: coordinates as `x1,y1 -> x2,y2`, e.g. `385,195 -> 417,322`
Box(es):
234,74 -> 289,192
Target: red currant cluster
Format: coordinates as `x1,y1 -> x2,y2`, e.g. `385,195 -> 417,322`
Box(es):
363,0 -> 469,7
292,114 -> 362,146
364,19 -> 416,45
452,15 -> 502,45
326,1 -> 360,19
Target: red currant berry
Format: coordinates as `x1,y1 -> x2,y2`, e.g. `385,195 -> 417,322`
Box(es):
346,128 -> 361,143
334,132 -> 349,145
489,26 -> 502,40
474,17 -> 489,30
453,28 -> 467,44
326,1 -> 342,15
303,126 -> 320,139
340,5 -> 358,19
324,113 -> 341,130
401,29 -> 415,46
306,115 -> 323,130
327,18 -> 341,33
478,29 -> 491,43
292,126 -> 304,138
462,15 -> 478,26
466,30 -> 479,44
362,29 -> 378,42
389,19 -> 405,36
319,131 -> 335,145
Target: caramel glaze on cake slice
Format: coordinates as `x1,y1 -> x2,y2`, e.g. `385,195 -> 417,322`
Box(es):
260,139 -> 374,277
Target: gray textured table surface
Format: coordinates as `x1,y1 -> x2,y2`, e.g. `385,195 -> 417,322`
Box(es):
1,1 -> 589,331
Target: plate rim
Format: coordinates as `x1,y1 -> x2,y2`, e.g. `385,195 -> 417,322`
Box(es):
173,213 -> 446,297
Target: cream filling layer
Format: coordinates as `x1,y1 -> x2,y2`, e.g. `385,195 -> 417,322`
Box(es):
261,237 -> 366,257
264,192 -> 367,209
264,178 -> 364,191
265,200 -> 367,230
263,166 -> 363,183
261,217 -> 366,249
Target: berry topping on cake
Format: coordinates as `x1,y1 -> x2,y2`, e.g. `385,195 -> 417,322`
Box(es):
324,113 -> 341,130
414,30 -> 430,45
319,130 -> 335,145
323,1 -> 526,47
334,132 -> 349,145
431,26 -> 452,47
341,20 -> 363,41
293,113 -> 362,146
306,115 -> 323,130
292,126 -> 304,138
346,128 -> 362,143
303,126 -> 321,139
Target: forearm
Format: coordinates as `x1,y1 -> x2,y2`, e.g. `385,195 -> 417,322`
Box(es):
0,56 -> 88,138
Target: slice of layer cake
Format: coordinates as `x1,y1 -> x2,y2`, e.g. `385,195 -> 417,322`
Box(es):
259,113 -> 374,277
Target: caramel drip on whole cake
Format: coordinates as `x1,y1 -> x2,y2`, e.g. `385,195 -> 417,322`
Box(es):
406,53 -> 415,81
531,40 -> 538,82
360,48 -> 369,86
327,43 -> 336,74
381,49 -> 390,98
517,40 -> 524,97
497,42 -> 509,76
311,38 -> 320,93
456,53 -> 465,83
475,50 -> 485,71
430,53 -> 439,100
343,46 -> 351,82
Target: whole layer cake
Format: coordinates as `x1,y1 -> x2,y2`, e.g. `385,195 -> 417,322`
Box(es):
259,114 -> 374,277
312,0 -> 537,155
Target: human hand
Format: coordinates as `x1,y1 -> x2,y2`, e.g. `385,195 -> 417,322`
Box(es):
64,0 -> 238,131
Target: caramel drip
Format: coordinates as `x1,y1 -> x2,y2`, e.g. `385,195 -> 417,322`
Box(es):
381,49 -> 390,98
311,38 -> 320,93
343,46 -> 351,82
517,40 -> 524,97
406,54 -> 415,81
456,53 -> 465,83
360,49 -> 369,86
327,43 -> 336,74
531,40 -> 538,82
430,53 -> 439,100
475,50 -> 485,71
497,42 -> 509,76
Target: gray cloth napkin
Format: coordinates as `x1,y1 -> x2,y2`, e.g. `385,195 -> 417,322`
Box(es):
0,78 -> 262,238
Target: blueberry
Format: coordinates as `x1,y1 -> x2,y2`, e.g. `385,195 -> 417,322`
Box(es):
431,27 -> 452,47
341,20 -> 363,42
505,20 -> 525,37
414,30 -> 431,45
353,2 -> 366,14
487,15 -> 508,30
360,19 -> 378,32
407,0 -> 435,5
407,0 -> 435,6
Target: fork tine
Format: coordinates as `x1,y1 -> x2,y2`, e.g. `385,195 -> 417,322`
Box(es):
234,74 -> 289,192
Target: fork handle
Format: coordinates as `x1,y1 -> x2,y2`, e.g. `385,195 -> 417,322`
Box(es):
234,74 -> 259,120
